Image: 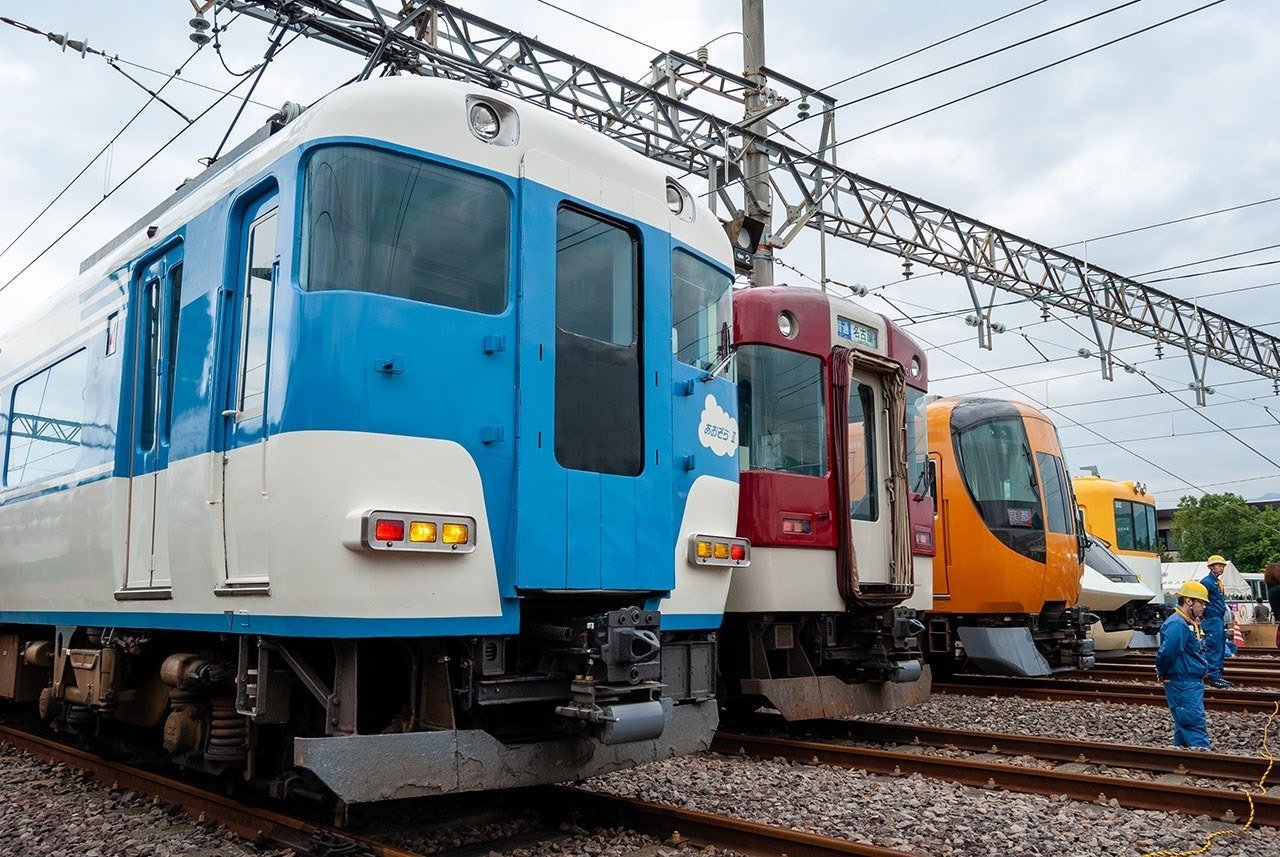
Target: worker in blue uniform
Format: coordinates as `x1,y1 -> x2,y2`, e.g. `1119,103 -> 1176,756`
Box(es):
1199,554 -> 1232,689
1156,580 -> 1211,749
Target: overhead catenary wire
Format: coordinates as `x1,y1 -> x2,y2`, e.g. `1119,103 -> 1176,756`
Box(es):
810,0 -> 1052,94
0,29 -> 303,297
776,0 -> 1149,137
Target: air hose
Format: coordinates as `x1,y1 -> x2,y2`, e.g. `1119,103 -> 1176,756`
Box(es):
1141,700 -> 1278,857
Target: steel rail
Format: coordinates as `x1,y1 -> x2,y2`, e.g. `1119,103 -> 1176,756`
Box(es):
542,786 -> 924,857
935,677 -> 1280,714
712,732 -> 1280,827
1089,662 -> 1280,690
809,721 -> 1272,782
0,724 -> 414,856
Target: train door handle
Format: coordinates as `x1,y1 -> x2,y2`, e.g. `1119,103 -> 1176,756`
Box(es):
221,409 -> 242,418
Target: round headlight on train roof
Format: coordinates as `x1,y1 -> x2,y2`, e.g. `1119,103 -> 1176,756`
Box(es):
666,183 -> 684,215
910,355 -> 922,378
468,102 -> 501,140
778,310 -> 797,338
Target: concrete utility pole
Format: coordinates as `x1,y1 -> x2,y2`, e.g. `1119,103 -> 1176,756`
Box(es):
742,0 -> 773,287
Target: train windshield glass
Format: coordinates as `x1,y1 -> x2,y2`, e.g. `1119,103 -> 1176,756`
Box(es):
848,383 -> 878,520
1085,538 -> 1140,582
671,251 -> 731,371
301,146 -> 509,314
906,388 -> 928,494
736,345 -> 826,475
954,415 -> 1046,560
1114,500 -> 1158,553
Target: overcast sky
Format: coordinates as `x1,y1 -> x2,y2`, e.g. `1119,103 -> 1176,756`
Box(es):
3,0 -> 1279,507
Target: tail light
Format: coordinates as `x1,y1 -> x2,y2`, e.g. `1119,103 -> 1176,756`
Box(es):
688,534 -> 751,567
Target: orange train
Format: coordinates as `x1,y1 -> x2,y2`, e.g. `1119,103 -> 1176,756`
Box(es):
921,397 -> 1095,675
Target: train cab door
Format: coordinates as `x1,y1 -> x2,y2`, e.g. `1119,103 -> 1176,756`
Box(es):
845,369 -> 892,585
513,152 -> 666,592
218,194 -> 278,593
123,245 -> 184,595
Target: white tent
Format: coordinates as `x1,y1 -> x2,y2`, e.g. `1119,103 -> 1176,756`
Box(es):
1161,561 -> 1253,599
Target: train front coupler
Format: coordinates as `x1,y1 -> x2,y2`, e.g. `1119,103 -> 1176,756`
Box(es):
543,607 -> 667,744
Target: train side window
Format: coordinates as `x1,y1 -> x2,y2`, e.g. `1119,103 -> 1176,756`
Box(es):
848,383 -> 878,521
671,250 -> 731,371
139,277 -> 161,451
301,146 -> 509,314
237,212 -> 276,421
1036,451 -> 1071,534
1114,499 -> 1135,551
5,350 -> 88,488
162,263 -> 182,442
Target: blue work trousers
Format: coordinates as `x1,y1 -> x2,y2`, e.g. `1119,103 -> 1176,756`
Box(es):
1164,679 -> 1210,749
1202,625 -> 1226,680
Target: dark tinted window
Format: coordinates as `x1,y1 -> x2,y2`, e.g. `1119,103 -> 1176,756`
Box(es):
162,264 -> 183,442
953,415 -> 1045,562
1086,538 -> 1140,582
554,206 -> 642,476
556,208 -> 636,345
848,383 -> 878,521
1037,451 -> 1072,535
6,350 -> 89,487
140,277 -> 160,450
1115,499 -> 1157,552
302,146 -> 509,314
671,251 -> 731,370
736,345 -> 825,475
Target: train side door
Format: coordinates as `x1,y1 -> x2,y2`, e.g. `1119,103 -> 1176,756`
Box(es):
219,194 -> 278,592
514,152 -> 662,591
124,245 -> 184,595
846,369 -> 892,584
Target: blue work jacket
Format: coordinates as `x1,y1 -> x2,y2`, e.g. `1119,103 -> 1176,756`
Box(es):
1199,572 -> 1227,625
1155,609 -> 1207,682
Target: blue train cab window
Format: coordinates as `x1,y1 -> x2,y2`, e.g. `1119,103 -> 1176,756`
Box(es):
671,250 -> 731,370
301,146 -> 509,314
553,206 -> 642,476
736,345 -> 825,476
5,350 -> 88,488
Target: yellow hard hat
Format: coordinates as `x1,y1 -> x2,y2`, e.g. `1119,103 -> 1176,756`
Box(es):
1178,580 -> 1210,603
1206,554 -> 1228,566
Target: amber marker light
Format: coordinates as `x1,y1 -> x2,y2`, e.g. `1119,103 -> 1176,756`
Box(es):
409,521 -> 438,543
441,523 -> 470,545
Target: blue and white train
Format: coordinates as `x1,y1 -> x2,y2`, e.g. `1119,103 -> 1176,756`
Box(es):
0,76 -> 747,803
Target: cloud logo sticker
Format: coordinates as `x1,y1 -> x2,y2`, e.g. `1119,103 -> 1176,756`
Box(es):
698,394 -> 738,457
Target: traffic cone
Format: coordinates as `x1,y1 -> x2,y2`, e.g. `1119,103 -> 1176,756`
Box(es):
1233,617 -> 1246,650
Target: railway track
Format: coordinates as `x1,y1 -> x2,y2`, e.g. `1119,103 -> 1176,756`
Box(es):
711,729 -> 1280,827
782,720 -> 1274,782
937,675 -> 1280,713
1088,661 -> 1280,690
0,723 -> 921,857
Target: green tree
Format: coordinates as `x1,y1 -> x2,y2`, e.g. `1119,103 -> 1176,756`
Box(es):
1170,493 -> 1280,573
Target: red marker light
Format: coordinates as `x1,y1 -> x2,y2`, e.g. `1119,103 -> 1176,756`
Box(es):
374,519 -> 405,542
730,543 -> 747,561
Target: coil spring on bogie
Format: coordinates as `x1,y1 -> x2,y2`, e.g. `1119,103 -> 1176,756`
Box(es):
205,698 -> 249,761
